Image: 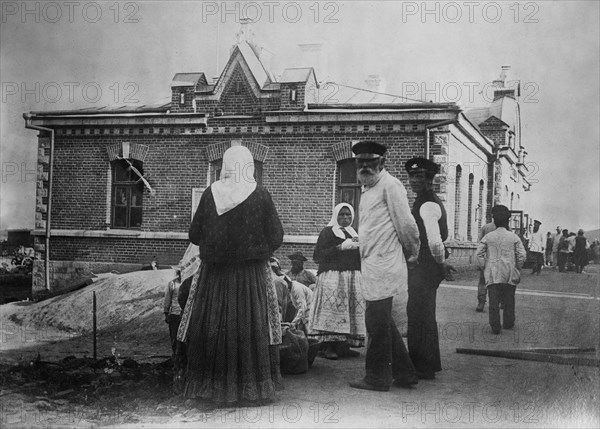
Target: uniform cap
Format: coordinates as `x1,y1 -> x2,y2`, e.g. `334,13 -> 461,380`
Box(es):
351,141 -> 387,159
405,157 -> 440,176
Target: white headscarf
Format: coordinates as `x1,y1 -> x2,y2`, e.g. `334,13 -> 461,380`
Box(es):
211,146 -> 257,216
328,203 -> 358,240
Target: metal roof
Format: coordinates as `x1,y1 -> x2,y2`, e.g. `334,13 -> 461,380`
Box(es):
280,68 -> 315,84
170,73 -> 205,87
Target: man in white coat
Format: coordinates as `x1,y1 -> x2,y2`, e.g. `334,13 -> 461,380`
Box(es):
476,205 -> 527,334
348,141 -> 421,392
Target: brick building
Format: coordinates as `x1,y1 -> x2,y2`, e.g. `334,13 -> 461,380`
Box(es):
24,40 -> 532,297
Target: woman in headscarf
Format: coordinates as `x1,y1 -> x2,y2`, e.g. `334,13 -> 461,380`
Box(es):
309,203 -> 366,360
178,146 -> 284,404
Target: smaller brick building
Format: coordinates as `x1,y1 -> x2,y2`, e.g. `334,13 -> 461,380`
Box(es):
24,40 -> 532,297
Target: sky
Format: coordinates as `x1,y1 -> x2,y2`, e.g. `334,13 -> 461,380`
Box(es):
1,0 -> 599,233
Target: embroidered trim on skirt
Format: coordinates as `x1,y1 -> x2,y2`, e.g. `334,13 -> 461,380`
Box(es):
308,270 -> 366,347
183,259 -> 283,403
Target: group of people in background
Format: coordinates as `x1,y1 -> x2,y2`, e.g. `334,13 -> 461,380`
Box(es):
544,227 -> 596,274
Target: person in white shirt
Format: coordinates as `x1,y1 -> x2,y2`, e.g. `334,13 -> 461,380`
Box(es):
528,220 -> 545,275
271,258 -> 313,333
405,157 -> 455,380
551,226 -> 562,267
348,141 -> 421,392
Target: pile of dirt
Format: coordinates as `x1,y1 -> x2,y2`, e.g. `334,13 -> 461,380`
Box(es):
10,269 -> 177,343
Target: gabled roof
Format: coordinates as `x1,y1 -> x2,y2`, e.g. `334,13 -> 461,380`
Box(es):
465,95 -> 519,133
280,68 -> 317,84
480,115 -> 510,128
199,41 -> 278,101
463,107 -> 490,131
170,73 -> 206,88
236,41 -> 272,88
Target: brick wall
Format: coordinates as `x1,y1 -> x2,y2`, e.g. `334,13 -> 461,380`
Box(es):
171,86 -> 196,113
37,120 -> 437,290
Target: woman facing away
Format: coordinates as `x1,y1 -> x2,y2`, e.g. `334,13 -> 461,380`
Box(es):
177,145 -> 284,404
573,229 -> 589,274
309,203 -> 366,360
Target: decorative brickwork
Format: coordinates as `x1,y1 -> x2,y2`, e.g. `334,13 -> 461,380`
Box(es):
331,140 -> 355,162
106,142 -> 150,162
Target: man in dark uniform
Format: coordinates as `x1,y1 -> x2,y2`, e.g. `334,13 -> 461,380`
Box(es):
405,157 -> 455,380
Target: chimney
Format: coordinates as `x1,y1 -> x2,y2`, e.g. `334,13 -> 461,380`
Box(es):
492,65 -> 515,101
365,74 -> 386,93
492,65 -> 511,88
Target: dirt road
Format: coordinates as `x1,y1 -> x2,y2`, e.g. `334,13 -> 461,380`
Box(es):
1,266 -> 598,428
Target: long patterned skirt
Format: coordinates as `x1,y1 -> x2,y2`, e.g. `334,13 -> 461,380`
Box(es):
308,270 -> 366,347
182,259 -> 282,403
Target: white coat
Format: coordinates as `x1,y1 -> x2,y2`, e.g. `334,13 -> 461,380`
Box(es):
358,170 -> 420,301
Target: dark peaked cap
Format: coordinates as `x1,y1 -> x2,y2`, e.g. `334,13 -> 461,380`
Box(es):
351,141 -> 387,159
405,157 -> 440,176
288,252 -> 307,261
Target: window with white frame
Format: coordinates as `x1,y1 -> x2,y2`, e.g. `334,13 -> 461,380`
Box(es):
111,159 -> 144,228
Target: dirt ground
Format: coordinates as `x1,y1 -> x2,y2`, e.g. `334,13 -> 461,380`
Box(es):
0,266 -> 598,428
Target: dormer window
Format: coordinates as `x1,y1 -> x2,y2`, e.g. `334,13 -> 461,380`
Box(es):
291,88 -> 297,102
180,93 -> 185,105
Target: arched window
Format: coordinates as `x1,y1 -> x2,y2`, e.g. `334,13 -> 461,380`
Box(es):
111,159 -> 144,228
454,165 -> 462,238
478,179 -> 484,232
467,173 -> 474,241
337,158 -> 361,227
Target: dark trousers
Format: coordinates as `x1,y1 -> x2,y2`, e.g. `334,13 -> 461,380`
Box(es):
407,264 -> 443,375
364,297 -> 415,387
557,252 -> 568,272
477,270 -> 487,303
487,284 -> 516,333
530,251 -> 543,274
168,314 -> 182,355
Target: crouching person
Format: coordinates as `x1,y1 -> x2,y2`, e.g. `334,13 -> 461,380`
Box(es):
476,205 -> 527,335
